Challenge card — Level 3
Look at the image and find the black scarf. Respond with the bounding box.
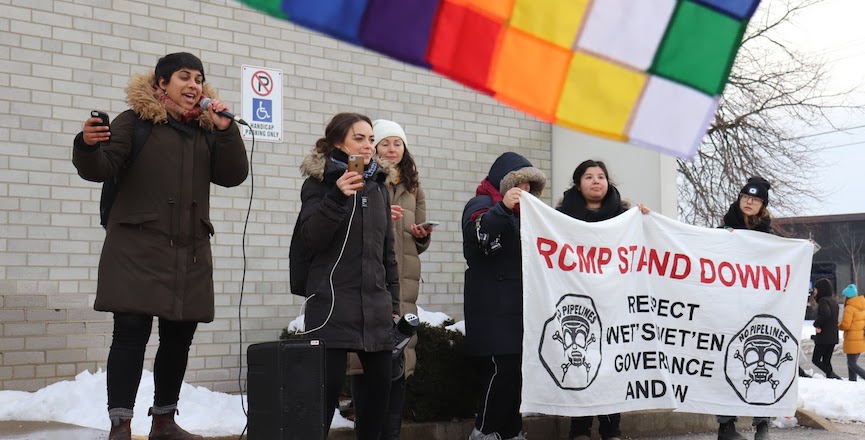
[722,202,772,232]
[558,185,626,222]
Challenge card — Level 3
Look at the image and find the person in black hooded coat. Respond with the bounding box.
[812,278,841,379]
[557,159,647,440]
[462,152,546,440]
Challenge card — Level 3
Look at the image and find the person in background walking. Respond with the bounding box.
[839,284,865,381]
[812,278,842,380]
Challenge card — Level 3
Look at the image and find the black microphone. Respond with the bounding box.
[391,313,420,360]
[199,97,248,126]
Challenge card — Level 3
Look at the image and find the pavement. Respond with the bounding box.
[2,411,861,440]
[0,341,860,440]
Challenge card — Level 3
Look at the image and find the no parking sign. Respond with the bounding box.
[241,65,283,142]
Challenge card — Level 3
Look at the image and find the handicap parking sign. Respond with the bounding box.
[242,65,282,142]
[252,98,272,123]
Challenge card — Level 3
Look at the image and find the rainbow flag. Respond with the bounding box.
[239,0,760,158]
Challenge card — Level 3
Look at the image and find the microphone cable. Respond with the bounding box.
[296,190,359,335]
[235,123,253,440]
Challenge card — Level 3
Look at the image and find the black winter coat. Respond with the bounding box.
[557,184,628,222]
[813,295,840,345]
[462,196,523,356]
[297,151,399,352]
[462,152,545,356]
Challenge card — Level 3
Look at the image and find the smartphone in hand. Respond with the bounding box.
[91,110,110,141]
[419,220,440,229]
[348,155,364,175]
[91,110,109,126]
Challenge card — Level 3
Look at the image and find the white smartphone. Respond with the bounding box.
[418,220,440,229]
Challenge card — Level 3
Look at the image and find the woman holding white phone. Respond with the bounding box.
[349,119,431,439]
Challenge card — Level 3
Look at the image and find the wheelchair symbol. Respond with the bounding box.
[252,98,273,123]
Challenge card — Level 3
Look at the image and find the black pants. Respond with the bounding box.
[812,343,836,376]
[351,372,406,439]
[570,414,621,439]
[325,349,392,440]
[473,354,522,438]
[107,313,197,410]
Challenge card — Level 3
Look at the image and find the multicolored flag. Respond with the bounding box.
[238,0,760,159]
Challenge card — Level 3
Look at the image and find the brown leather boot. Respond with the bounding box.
[148,408,203,440]
[108,418,131,440]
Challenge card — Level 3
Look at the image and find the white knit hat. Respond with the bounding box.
[372,119,407,149]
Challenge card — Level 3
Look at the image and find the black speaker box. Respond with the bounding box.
[247,339,327,440]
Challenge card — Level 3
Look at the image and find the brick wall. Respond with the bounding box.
[0,0,552,392]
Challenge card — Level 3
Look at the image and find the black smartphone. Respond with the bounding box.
[91,110,110,141]
[91,110,109,127]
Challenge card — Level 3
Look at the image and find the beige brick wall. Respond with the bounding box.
[0,0,552,392]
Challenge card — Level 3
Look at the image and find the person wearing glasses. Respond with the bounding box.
[716,176,776,440]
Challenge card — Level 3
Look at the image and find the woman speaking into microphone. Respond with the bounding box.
[73,52,248,440]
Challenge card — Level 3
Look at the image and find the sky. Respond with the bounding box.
[779,0,865,215]
[0,308,862,437]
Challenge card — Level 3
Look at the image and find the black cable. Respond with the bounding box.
[236,125,254,440]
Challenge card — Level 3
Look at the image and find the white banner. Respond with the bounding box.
[519,193,814,417]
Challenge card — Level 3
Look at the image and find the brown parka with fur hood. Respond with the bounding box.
[72,73,249,322]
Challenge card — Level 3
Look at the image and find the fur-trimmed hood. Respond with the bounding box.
[487,152,546,197]
[300,149,395,182]
[499,166,546,197]
[126,73,218,130]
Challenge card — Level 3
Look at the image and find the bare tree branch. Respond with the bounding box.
[678,0,863,226]
[835,224,864,285]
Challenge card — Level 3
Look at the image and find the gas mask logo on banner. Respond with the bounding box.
[725,315,798,404]
[539,294,603,390]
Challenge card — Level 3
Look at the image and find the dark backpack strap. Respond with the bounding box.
[99,117,151,228]
[129,118,151,167]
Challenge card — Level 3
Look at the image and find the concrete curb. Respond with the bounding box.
[0,410,835,440]
[215,410,835,440]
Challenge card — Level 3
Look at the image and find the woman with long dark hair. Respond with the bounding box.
[558,159,647,440]
[295,112,399,439]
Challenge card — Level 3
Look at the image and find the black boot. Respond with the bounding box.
[718,419,746,440]
[148,408,203,440]
[108,418,132,440]
[754,420,769,440]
